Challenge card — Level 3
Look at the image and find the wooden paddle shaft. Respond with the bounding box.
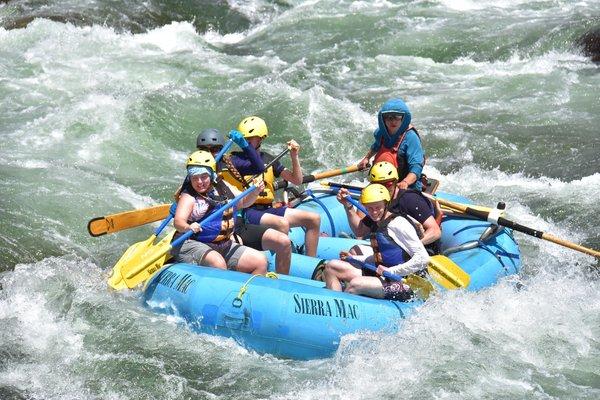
[273,164,364,190]
[432,196,600,258]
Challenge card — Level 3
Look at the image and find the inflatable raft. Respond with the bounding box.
[141,187,521,359]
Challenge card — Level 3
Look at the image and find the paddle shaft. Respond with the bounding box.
[346,257,402,282]
[432,197,600,258]
[124,185,258,279]
[273,164,364,191]
[244,147,291,186]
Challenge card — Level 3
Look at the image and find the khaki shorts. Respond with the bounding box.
[171,239,248,270]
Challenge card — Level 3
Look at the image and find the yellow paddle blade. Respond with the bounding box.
[427,255,471,290]
[403,274,435,300]
[108,234,157,290]
[88,204,171,237]
[107,231,175,290]
[120,230,176,289]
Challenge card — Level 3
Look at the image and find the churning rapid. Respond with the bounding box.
[1,1,599,399]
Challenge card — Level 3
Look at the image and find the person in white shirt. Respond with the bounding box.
[323,184,430,300]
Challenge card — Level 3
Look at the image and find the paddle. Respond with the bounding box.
[214,139,234,161]
[343,196,470,289]
[345,257,434,300]
[89,141,234,237]
[246,147,291,185]
[428,196,600,259]
[107,204,177,290]
[88,203,171,237]
[272,164,365,191]
[115,184,260,289]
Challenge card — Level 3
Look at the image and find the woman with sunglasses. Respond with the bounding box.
[357,98,425,191]
[194,128,293,274]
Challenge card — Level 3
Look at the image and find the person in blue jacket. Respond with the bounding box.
[357,98,425,191]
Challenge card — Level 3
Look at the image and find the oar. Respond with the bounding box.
[344,196,470,289]
[88,203,171,237]
[428,196,600,259]
[272,164,365,191]
[244,147,291,186]
[89,142,233,237]
[107,203,177,290]
[345,257,434,300]
[117,185,259,289]
[321,180,364,192]
[214,139,234,161]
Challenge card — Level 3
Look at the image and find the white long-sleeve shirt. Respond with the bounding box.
[353,215,430,276]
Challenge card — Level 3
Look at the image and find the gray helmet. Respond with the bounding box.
[196,128,225,148]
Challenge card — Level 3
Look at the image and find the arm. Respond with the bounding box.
[398,132,424,189]
[336,188,370,237]
[279,140,303,185]
[385,217,430,276]
[420,215,441,245]
[173,194,201,233]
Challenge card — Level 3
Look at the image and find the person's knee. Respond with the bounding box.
[308,212,320,228]
[265,230,291,252]
[345,280,361,294]
[203,251,226,269]
[253,252,268,273]
[277,218,290,233]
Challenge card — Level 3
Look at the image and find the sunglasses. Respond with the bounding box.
[383,113,403,122]
[380,180,396,188]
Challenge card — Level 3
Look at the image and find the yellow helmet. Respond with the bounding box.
[360,183,391,204]
[186,150,216,173]
[237,116,268,138]
[368,161,399,183]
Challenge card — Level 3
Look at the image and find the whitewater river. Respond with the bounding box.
[1,1,598,399]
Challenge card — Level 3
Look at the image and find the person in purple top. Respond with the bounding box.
[222,116,321,257]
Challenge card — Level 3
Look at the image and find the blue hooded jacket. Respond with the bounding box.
[369,98,424,190]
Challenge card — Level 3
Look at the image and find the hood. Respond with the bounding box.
[376,98,412,147]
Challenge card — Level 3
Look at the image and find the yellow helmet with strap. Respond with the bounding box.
[186,150,216,173]
[369,161,398,183]
[360,183,390,204]
[238,116,268,139]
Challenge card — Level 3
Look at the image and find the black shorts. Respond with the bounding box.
[234,220,269,250]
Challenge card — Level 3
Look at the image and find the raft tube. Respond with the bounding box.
[288,189,521,291]
[142,263,419,360]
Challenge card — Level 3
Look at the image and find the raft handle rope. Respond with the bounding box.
[232,272,279,308]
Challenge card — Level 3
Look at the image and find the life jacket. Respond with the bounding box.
[221,152,277,206]
[178,179,236,243]
[362,214,419,269]
[387,188,442,255]
[373,125,424,183]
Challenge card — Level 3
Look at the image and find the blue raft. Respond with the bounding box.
[141,188,521,359]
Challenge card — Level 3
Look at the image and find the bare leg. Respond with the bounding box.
[324,259,362,291]
[236,248,268,275]
[261,228,291,275]
[202,250,227,269]
[259,213,290,234]
[346,276,385,299]
[283,208,321,257]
